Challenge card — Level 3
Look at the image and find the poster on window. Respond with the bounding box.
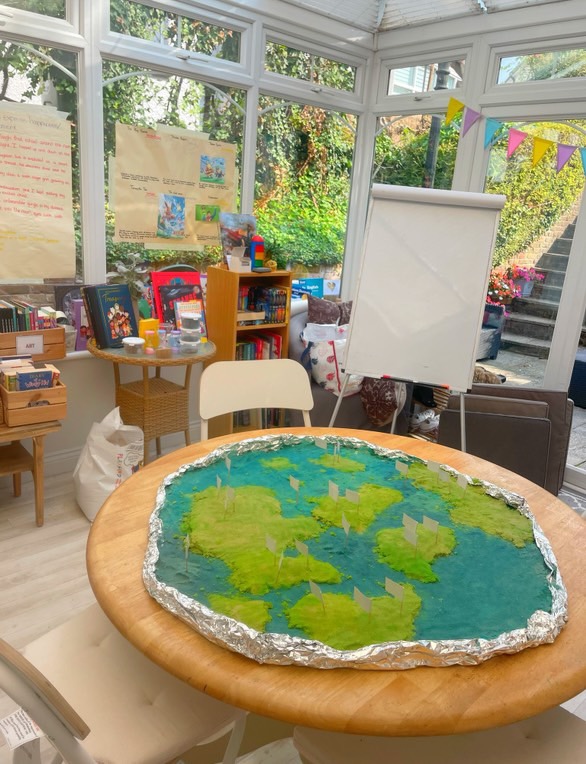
[0,104,75,281]
[113,123,236,247]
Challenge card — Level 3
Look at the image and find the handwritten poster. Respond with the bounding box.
[114,123,237,246]
[0,105,75,280]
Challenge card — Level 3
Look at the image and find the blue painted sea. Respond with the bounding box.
[154,438,552,642]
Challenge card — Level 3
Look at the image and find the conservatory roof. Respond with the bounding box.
[276,0,566,33]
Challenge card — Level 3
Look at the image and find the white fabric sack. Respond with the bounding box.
[73,407,143,522]
[301,324,363,397]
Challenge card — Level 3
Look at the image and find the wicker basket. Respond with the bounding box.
[116,377,189,444]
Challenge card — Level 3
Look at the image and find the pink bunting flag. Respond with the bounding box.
[461,107,481,137]
[506,128,528,159]
[557,144,577,173]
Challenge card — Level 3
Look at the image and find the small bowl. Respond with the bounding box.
[122,337,145,355]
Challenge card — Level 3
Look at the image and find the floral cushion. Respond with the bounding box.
[301,322,363,397]
[360,377,408,427]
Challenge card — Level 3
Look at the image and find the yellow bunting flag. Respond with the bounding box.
[445,97,465,125]
[532,137,554,167]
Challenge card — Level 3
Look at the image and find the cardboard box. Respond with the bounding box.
[0,380,67,427]
[0,328,66,362]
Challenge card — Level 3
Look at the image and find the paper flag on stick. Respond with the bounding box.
[265,535,277,554]
[329,480,339,501]
[345,488,360,504]
[315,437,328,450]
[402,513,418,531]
[581,147,586,176]
[461,107,481,136]
[445,97,465,125]
[422,516,439,534]
[216,475,222,491]
[309,580,324,608]
[438,469,450,483]
[484,118,503,148]
[353,586,372,613]
[557,143,577,173]
[396,460,409,475]
[427,460,440,473]
[385,577,404,601]
[404,524,418,546]
[277,552,284,572]
[341,512,351,536]
[226,486,235,503]
[289,475,300,491]
[295,539,308,556]
[532,137,554,166]
[456,474,468,490]
[507,128,528,158]
[225,456,231,473]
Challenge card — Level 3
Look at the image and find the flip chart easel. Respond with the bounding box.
[329,184,506,449]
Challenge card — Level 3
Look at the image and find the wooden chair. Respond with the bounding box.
[0,603,246,764]
[199,359,314,440]
[292,706,586,764]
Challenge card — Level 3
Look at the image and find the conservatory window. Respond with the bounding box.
[264,41,356,93]
[2,1,65,18]
[387,60,464,96]
[497,49,586,84]
[110,0,241,62]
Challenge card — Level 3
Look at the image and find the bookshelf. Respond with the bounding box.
[205,265,292,437]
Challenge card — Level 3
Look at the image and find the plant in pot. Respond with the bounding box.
[506,263,545,298]
[486,266,520,309]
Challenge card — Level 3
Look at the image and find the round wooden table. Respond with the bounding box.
[86,428,586,736]
[86,339,215,462]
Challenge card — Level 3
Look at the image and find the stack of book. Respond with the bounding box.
[81,283,139,349]
[237,286,288,324]
[235,331,283,361]
[0,355,61,391]
[0,300,57,332]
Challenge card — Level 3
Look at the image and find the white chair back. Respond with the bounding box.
[199,359,314,440]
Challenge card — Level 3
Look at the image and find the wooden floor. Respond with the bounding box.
[0,472,585,763]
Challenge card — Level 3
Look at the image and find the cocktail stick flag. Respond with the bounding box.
[315,437,327,450]
[533,137,554,166]
[427,460,440,474]
[461,107,481,136]
[353,586,372,614]
[295,539,309,557]
[266,534,277,554]
[309,580,325,610]
[422,515,439,543]
[507,128,528,158]
[456,474,468,490]
[225,456,231,474]
[404,524,418,547]
[402,513,417,531]
[341,512,351,537]
[345,489,360,504]
[438,469,450,483]
[445,97,465,125]
[484,118,503,148]
[329,480,339,502]
[396,460,409,476]
[290,475,300,502]
[183,534,190,571]
[557,144,577,173]
[216,475,222,491]
[385,577,404,601]
[275,551,285,582]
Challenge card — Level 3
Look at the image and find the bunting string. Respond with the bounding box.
[446,97,586,176]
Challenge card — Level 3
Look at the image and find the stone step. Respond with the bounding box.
[538,268,566,288]
[511,296,559,319]
[537,251,569,270]
[505,312,555,341]
[500,331,550,359]
[547,237,574,255]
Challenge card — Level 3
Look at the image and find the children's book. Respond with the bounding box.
[150,270,202,323]
[158,284,206,335]
[82,284,138,349]
[174,297,207,336]
[219,213,256,266]
[72,298,90,351]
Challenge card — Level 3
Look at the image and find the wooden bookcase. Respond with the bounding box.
[205,265,292,437]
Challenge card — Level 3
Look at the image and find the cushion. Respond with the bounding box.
[307,294,353,325]
[360,377,408,427]
[302,323,363,397]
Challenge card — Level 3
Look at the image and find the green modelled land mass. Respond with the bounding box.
[287,588,421,650]
[375,525,457,583]
[309,454,366,473]
[308,484,403,533]
[208,594,272,632]
[407,463,533,547]
[261,456,296,471]
[180,485,341,595]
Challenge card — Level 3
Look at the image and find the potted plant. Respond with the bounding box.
[486,266,520,308]
[506,264,545,298]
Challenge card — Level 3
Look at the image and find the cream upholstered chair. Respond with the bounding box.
[292,706,586,764]
[199,359,314,440]
[0,603,246,764]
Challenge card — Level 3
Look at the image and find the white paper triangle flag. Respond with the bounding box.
[396,460,409,475]
[315,437,327,450]
[341,512,351,536]
[345,488,360,504]
[385,577,404,601]
[427,460,440,473]
[328,480,339,501]
[277,551,284,571]
[402,513,418,530]
[422,516,439,534]
[225,456,231,472]
[438,469,450,482]
[295,539,308,556]
[265,534,277,554]
[289,475,300,491]
[183,534,190,557]
[404,524,418,546]
[216,474,222,490]
[457,474,468,490]
[353,586,372,613]
[226,486,235,504]
[309,580,323,602]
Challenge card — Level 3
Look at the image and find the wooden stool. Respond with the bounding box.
[0,421,61,526]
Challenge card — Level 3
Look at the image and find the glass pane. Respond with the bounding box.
[110,0,241,61]
[265,42,356,93]
[2,1,65,18]
[498,49,586,84]
[255,96,357,275]
[0,39,81,276]
[388,60,464,95]
[102,61,246,273]
[373,114,458,189]
[481,120,585,389]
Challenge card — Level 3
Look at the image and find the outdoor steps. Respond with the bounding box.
[500,330,551,359]
[505,311,555,342]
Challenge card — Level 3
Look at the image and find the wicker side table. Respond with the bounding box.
[87,340,216,463]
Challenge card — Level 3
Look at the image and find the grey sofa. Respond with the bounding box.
[287,300,411,433]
